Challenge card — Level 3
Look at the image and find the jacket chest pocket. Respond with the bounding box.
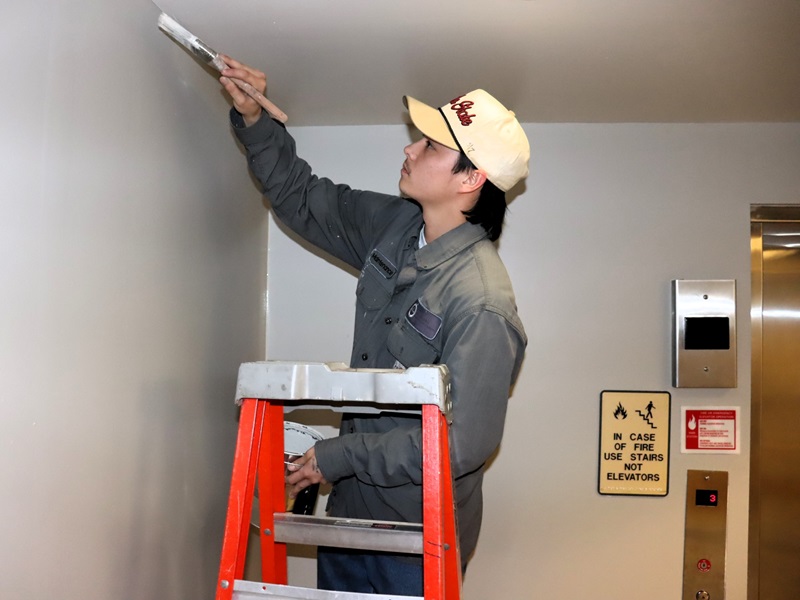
[356,266,393,311]
[387,320,441,368]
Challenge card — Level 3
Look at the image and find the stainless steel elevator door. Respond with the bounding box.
[750,210,800,599]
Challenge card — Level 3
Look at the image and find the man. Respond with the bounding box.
[220,57,529,596]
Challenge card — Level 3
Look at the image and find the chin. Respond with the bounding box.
[398,180,410,198]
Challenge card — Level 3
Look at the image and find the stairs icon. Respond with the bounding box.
[636,410,657,429]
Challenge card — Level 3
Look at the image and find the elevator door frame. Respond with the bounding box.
[749,204,800,600]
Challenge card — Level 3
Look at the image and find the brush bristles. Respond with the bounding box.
[158,13,196,51]
[157,12,225,71]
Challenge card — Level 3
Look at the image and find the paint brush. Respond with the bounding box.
[157,12,288,123]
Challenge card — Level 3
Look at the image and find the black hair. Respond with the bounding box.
[452,152,507,242]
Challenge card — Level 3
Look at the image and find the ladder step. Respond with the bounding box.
[272,513,423,555]
[233,579,423,600]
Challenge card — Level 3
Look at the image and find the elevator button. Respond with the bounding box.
[696,591,710,600]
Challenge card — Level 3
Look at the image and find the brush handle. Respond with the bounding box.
[212,53,287,122]
[229,76,288,124]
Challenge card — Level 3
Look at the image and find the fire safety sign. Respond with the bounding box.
[598,390,671,496]
[681,406,740,453]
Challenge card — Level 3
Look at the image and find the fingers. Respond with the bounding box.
[219,55,267,92]
[285,457,303,474]
[219,54,253,72]
[285,448,327,498]
[218,55,267,125]
[220,76,248,105]
[285,455,318,484]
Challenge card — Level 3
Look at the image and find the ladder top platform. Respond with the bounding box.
[236,361,451,416]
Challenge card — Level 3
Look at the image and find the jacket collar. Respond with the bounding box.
[415,222,489,270]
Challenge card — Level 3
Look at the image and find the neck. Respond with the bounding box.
[421,207,468,243]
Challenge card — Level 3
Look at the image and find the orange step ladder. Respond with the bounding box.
[214,361,462,600]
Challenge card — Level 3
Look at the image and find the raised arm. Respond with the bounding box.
[218,56,415,271]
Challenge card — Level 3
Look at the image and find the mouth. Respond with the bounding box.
[401,162,410,176]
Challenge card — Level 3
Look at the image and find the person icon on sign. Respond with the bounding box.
[646,401,655,420]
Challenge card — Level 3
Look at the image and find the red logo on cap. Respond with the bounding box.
[449,96,475,126]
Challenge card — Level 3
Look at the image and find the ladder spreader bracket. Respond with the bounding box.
[235,361,452,419]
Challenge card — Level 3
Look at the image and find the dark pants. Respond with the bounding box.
[317,546,423,596]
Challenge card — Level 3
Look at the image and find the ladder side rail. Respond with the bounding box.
[217,399,267,600]
[258,402,288,583]
[422,404,446,599]
[237,402,266,575]
[440,411,462,596]
[422,404,462,599]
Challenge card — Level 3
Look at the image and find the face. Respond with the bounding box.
[399,137,463,206]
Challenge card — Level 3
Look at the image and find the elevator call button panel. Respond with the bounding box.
[682,470,728,600]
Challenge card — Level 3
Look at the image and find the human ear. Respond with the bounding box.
[460,169,487,194]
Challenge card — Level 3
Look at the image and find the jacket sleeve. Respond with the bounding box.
[314,309,525,486]
[440,309,525,479]
[315,424,424,487]
[231,110,400,270]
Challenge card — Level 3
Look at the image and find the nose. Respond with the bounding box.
[404,138,423,159]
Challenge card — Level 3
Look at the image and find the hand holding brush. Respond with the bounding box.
[218,56,273,127]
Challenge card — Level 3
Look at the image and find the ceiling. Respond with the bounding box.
[156,0,800,126]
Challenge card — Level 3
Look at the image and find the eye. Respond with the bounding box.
[425,139,435,150]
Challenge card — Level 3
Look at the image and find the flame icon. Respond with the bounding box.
[613,402,628,420]
[688,415,697,431]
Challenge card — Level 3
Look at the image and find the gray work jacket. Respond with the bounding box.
[232,110,527,565]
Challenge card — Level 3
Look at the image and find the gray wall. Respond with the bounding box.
[3,1,800,599]
[266,123,800,598]
[0,2,267,598]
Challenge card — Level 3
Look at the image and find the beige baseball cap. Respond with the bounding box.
[403,89,530,192]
